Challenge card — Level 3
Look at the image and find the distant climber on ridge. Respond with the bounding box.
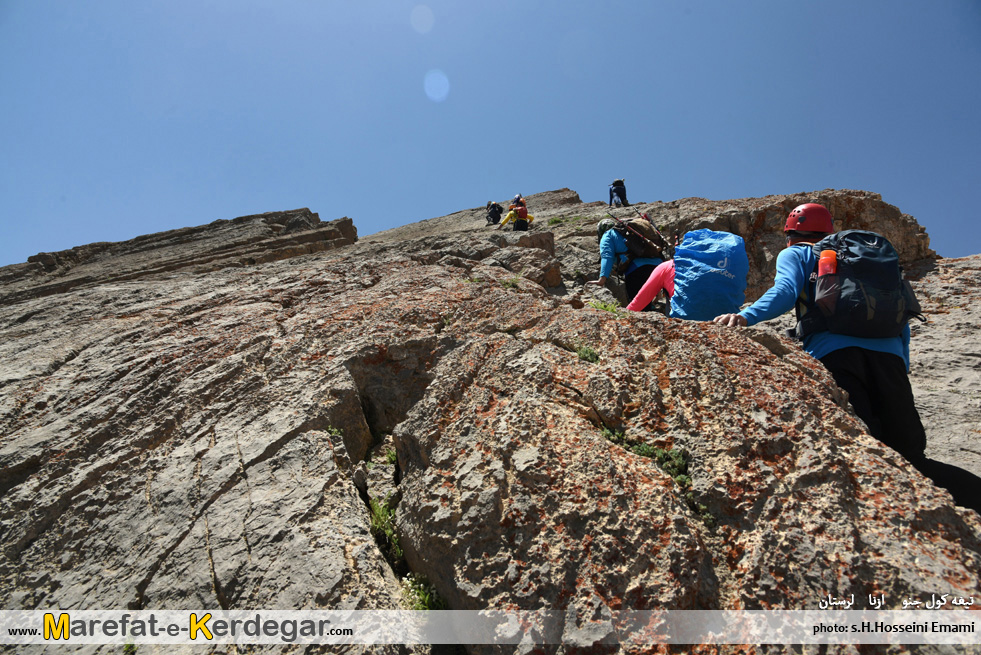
[609,179,628,207]
[485,201,504,226]
[497,195,534,232]
[713,202,980,514]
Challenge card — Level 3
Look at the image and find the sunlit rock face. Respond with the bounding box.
[1,190,977,655]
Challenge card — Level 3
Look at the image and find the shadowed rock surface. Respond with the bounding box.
[1,189,978,655]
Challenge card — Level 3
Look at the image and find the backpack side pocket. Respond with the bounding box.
[814,273,841,318]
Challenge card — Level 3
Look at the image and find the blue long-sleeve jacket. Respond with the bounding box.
[739,244,910,369]
[598,230,662,279]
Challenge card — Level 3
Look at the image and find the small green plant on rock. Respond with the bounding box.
[576,344,600,363]
[630,442,657,458]
[601,431,715,527]
[385,447,398,465]
[547,215,587,226]
[601,427,627,446]
[588,300,622,314]
[652,447,713,527]
[369,495,403,562]
[502,275,523,289]
[653,447,687,482]
[402,573,447,610]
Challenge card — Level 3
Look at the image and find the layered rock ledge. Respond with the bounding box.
[0,209,356,306]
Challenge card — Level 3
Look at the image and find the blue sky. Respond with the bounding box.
[2,1,980,267]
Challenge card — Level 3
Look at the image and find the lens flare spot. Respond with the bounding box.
[424,69,450,103]
[410,5,435,34]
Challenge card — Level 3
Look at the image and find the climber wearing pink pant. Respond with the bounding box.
[626,260,675,312]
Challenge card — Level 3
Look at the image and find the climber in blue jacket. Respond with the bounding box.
[586,219,663,306]
[714,203,978,514]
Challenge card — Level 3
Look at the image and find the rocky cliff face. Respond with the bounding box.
[1,191,978,654]
[362,188,934,304]
[0,208,356,306]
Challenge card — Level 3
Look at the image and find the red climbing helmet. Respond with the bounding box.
[784,203,833,233]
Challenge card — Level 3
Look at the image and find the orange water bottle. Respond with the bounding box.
[818,249,837,276]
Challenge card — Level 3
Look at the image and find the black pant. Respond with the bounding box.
[625,264,656,310]
[610,187,628,207]
[820,348,925,458]
[820,347,981,514]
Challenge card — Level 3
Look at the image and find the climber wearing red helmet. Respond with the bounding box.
[783,202,834,234]
[714,202,979,514]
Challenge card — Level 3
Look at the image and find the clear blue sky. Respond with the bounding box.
[2,1,980,267]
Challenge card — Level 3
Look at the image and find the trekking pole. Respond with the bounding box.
[632,208,672,254]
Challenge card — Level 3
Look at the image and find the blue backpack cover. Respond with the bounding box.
[670,229,749,321]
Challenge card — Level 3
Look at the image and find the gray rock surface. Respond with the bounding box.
[0,190,977,655]
[906,256,981,476]
[364,188,933,303]
[0,209,356,306]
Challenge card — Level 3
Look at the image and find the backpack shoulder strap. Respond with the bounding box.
[791,244,823,339]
